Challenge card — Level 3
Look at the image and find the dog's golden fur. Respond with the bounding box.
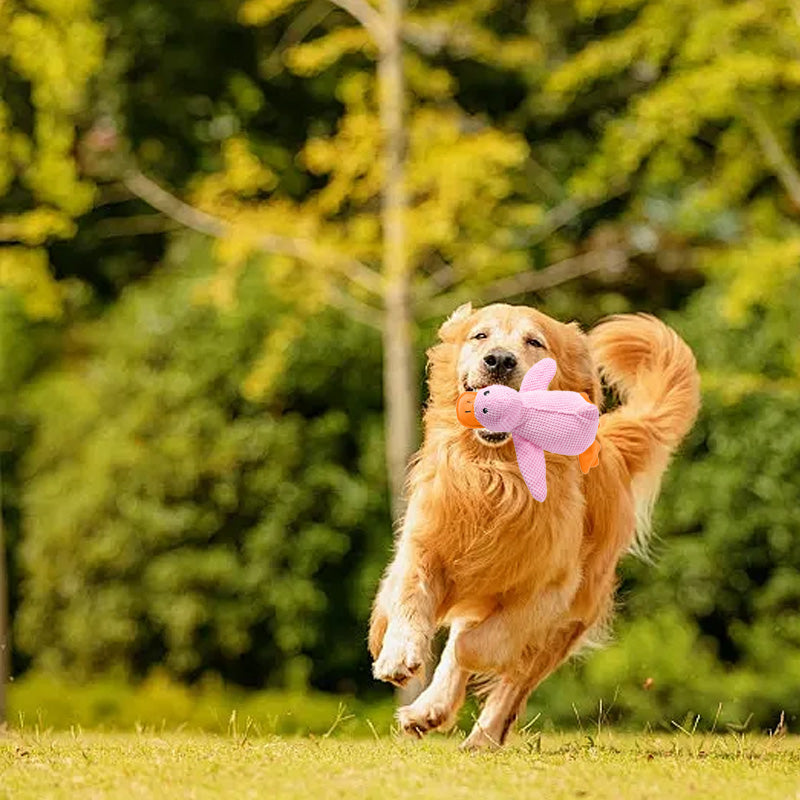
[369,303,700,749]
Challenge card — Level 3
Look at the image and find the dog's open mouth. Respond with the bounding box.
[475,429,510,444]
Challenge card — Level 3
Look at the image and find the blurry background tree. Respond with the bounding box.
[117,0,631,517]
[0,0,103,724]
[535,0,800,726]
[1,0,799,731]
[0,0,103,314]
[547,0,800,361]
[16,241,389,690]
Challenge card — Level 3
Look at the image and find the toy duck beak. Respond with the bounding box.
[456,391,485,429]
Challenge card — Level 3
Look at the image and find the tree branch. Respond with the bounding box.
[475,249,627,304]
[420,249,627,319]
[122,169,384,297]
[415,207,591,299]
[421,262,456,295]
[518,183,630,250]
[745,104,800,209]
[122,169,234,236]
[327,0,387,46]
[417,189,629,302]
[262,1,334,78]
[94,214,180,238]
[402,20,449,54]
[328,285,383,330]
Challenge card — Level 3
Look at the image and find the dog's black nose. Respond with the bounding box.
[483,349,517,374]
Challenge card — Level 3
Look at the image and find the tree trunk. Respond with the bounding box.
[381,283,416,521]
[379,0,427,704]
[0,469,9,725]
[378,0,416,523]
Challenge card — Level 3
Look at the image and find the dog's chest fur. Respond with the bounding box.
[411,441,587,615]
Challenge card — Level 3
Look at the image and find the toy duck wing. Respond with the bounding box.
[520,358,557,393]
[512,436,548,502]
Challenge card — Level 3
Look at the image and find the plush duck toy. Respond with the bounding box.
[456,358,601,502]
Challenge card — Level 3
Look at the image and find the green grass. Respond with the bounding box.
[1,730,799,799]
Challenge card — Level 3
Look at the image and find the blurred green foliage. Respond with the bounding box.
[8,669,396,735]
[15,239,388,690]
[526,274,800,730]
[8,245,800,730]
[0,0,103,316]
[547,0,800,358]
[1,0,800,733]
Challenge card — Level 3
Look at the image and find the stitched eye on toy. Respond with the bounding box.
[482,408,488,414]
[483,390,490,395]
[526,337,545,348]
[472,332,488,340]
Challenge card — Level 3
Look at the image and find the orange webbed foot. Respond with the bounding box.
[579,439,601,474]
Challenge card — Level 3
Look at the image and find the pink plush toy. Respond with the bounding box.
[456,358,600,501]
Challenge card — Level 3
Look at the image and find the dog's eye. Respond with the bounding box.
[526,338,545,348]
[472,332,487,340]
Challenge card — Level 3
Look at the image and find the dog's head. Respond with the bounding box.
[428,302,600,448]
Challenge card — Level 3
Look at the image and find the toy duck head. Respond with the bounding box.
[456,384,522,433]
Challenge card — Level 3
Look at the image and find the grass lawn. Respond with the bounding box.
[1,730,799,799]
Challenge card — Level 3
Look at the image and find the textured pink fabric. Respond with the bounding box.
[473,358,599,502]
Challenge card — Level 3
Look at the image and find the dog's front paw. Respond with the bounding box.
[398,699,455,737]
[372,625,425,687]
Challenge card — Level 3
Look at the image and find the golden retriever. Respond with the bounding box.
[368,303,700,749]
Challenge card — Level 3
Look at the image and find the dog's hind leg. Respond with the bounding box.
[397,622,471,736]
[460,620,588,751]
[461,499,626,750]
[453,584,577,676]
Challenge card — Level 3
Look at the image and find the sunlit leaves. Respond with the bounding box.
[286,27,375,76]
[549,0,800,354]
[0,0,103,317]
[238,0,303,26]
[0,247,63,319]
[705,235,800,323]
[17,254,387,680]
[405,107,530,273]
[241,311,308,401]
[188,1,551,398]
[0,208,75,245]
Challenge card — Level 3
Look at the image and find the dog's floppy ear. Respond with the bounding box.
[438,302,474,342]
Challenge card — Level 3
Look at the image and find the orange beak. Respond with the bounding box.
[456,391,485,429]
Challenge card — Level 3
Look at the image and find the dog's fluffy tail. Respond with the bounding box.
[589,314,700,553]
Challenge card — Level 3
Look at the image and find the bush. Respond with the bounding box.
[15,239,390,690]
[532,284,800,732]
[7,671,395,736]
[13,244,800,731]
